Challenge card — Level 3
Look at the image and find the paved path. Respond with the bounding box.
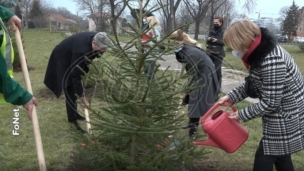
[118,42,259,103]
[157,54,259,103]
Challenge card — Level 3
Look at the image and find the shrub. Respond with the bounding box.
[225,46,233,52]
[298,42,304,52]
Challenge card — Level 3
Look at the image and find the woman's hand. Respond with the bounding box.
[81,96,89,109]
[217,95,233,106]
[218,96,240,121]
[229,111,240,120]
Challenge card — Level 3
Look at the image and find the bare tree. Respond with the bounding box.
[73,0,102,26]
[175,2,192,32]
[156,0,183,33]
[40,0,55,13]
[183,0,213,39]
[278,6,289,22]
[215,0,235,28]
[19,0,32,28]
[109,0,130,33]
[240,0,257,13]
[207,0,228,30]
[73,0,109,31]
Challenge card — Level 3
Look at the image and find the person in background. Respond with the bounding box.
[0,0,38,118]
[131,9,162,80]
[44,32,113,133]
[141,14,162,80]
[219,19,304,171]
[206,16,225,90]
[169,29,219,139]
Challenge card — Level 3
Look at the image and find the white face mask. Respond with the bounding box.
[232,50,245,59]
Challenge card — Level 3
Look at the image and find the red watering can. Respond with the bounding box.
[193,102,249,153]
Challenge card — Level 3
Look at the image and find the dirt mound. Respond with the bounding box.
[36,87,100,100]
[36,87,61,100]
[13,65,35,72]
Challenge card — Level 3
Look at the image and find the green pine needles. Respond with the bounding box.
[72,1,208,170]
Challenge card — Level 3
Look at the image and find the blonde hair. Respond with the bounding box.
[223,19,261,53]
[170,29,202,48]
[146,16,160,28]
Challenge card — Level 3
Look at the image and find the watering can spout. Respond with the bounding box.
[193,138,220,149]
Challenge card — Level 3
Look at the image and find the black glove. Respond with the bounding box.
[182,94,189,105]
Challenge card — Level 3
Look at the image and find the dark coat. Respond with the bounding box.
[228,28,304,155]
[175,44,219,118]
[206,26,225,58]
[44,32,102,98]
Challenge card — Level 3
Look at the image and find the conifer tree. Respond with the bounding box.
[28,0,44,28]
[29,0,43,19]
[71,0,208,170]
[282,0,300,39]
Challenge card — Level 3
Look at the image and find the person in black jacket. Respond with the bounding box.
[206,16,225,89]
[44,32,113,133]
[169,30,219,139]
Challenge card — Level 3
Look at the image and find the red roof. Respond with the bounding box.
[49,14,68,24]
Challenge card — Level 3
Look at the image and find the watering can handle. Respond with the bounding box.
[201,102,237,123]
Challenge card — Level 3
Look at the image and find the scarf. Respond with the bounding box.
[241,34,262,69]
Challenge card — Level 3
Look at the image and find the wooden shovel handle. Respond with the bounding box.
[85,108,92,135]
[15,28,47,171]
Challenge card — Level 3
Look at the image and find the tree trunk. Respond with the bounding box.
[168,0,175,33]
[209,1,214,31]
[194,20,200,40]
[110,1,117,33]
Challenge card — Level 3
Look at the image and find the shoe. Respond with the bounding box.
[72,121,86,134]
[189,127,197,139]
[76,114,86,121]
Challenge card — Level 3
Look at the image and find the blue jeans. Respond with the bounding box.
[144,61,156,80]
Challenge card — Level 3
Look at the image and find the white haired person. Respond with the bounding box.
[169,29,219,138]
[219,19,304,171]
[44,32,113,133]
[141,14,162,80]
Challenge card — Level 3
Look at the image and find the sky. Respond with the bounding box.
[50,0,304,19]
[239,0,304,19]
[51,0,78,14]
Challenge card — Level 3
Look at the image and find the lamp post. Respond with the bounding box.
[255,10,261,26]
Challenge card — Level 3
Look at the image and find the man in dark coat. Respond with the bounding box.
[206,16,225,89]
[44,32,113,133]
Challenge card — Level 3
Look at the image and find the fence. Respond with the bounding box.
[22,28,65,33]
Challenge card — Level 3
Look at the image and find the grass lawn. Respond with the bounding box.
[0,31,304,170]
[0,31,77,171]
[220,43,304,74]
